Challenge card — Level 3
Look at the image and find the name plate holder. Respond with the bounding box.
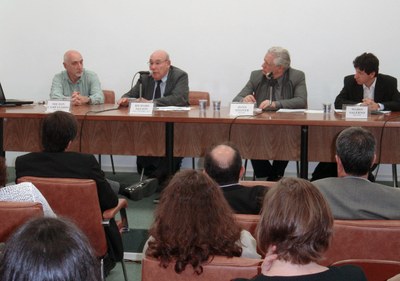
[129,101,154,115]
[46,100,71,113]
[345,105,368,119]
[229,102,255,116]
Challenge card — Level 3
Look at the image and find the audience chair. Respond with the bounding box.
[239,180,276,189]
[233,214,260,238]
[332,259,400,281]
[142,255,262,281]
[98,90,116,174]
[321,220,400,266]
[17,176,129,281]
[0,201,44,242]
[188,91,210,169]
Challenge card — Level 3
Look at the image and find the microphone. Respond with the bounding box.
[138,71,150,75]
[266,72,274,80]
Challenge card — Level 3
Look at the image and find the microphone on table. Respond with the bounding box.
[263,72,278,111]
[130,71,152,99]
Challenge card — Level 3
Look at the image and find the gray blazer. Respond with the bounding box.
[122,65,189,106]
[313,177,400,219]
[233,68,307,109]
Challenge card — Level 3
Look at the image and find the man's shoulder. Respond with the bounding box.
[170,65,188,77]
[377,73,397,84]
[82,69,99,79]
[288,67,305,76]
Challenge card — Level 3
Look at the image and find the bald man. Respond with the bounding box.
[204,143,268,214]
[50,50,104,105]
[118,49,189,106]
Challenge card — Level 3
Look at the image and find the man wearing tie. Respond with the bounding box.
[118,50,189,188]
[233,46,307,181]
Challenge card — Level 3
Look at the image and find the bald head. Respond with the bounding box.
[149,50,171,81]
[63,50,83,83]
[204,143,243,185]
[63,50,82,63]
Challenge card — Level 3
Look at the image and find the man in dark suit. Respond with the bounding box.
[15,111,121,273]
[204,143,268,214]
[118,50,189,187]
[313,52,400,181]
[233,46,308,181]
[335,52,400,111]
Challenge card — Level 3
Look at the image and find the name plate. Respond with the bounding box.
[229,102,255,116]
[345,105,368,119]
[129,102,154,115]
[46,100,71,112]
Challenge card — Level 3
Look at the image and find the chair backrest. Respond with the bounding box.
[0,201,44,242]
[234,214,260,238]
[17,176,108,257]
[239,180,276,189]
[142,255,262,281]
[103,90,116,104]
[189,91,210,106]
[321,220,400,266]
[332,259,400,281]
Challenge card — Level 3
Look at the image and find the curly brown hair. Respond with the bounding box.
[146,169,242,274]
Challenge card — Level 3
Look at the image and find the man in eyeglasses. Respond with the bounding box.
[118,49,189,106]
[118,50,189,189]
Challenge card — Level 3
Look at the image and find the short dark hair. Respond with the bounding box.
[257,177,333,264]
[0,217,101,281]
[41,111,78,152]
[204,142,242,185]
[336,127,376,176]
[353,52,379,76]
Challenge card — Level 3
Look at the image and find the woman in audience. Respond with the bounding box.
[0,157,55,217]
[234,177,366,281]
[0,217,101,281]
[145,169,260,275]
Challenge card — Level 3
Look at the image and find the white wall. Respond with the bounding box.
[1,0,399,180]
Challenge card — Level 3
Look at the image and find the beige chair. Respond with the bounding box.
[239,180,276,189]
[0,201,44,242]
[98,90,116,174]
[17,176,129,281]
[233,214,260,238]
[142,255,262,281]
[188,91,210,169]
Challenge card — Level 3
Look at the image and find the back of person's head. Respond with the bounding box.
[353,52,379,76]
[268,46,291,69]
[204,142,242,185]
[41,111,78,152]
[0,157,7,186]
[147,169,242,274]
[336,127,376,176]
[0,217,101,281]
[257,177,333,265]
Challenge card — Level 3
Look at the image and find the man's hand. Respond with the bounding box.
[71,92,90,106]
[242,94,256,103]
[362,98,380,111]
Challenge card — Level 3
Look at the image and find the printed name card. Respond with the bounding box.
[129,102,154,115]
[345,105,368,119]
[46,100,71,113]
[229,102,255,116]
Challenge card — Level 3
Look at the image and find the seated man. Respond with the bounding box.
[50,50,104,105]
[118,50,189,187]
[204,143,268,214]
[313,127,400,219]
[233,46,307,181]
[15,111,122,272]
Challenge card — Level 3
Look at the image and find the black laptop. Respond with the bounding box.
[0,82,34,106]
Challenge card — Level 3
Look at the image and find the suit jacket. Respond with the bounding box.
[221,184,267,214]
[15,151,118,212]
[313,177,400,219]
[233,68,307,109]
[335,74,400,111]
[122,65,189,106]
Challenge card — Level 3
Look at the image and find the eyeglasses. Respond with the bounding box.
[148,60,168,66]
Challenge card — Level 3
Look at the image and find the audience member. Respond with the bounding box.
[204,142,268,214]
[145,170,260,275]
[50,50,104,105]
[118,50,189,187]
[14,111,122,270]
[234,177,366,281]
[313,127,400,219]
[0,157,55,217]
[0,217,101,281]
[233,46,307,181]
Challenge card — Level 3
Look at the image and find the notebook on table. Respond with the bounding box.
[0,82,34,106]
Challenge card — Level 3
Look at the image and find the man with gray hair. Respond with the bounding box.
[313,127,400,219]
[233,46,307,180]
[50,50,104,105]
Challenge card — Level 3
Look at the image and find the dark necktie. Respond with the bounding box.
[154,80,162,99]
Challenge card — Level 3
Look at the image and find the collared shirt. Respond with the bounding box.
[363,78,377,99]
[50,69,104,104]
[152,72,168,100]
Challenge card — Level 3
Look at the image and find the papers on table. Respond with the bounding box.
[155,106,191,111]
